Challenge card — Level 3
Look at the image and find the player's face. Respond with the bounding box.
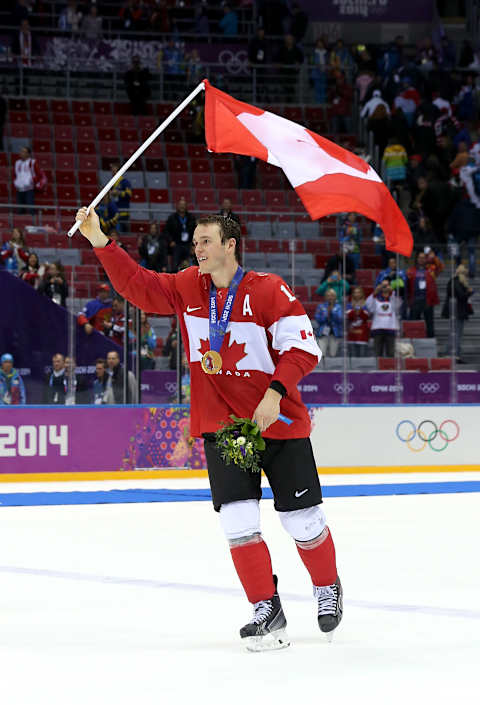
[193,224,231,276]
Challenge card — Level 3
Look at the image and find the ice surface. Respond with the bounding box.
[0,476,479,705]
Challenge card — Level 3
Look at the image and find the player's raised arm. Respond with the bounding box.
[74,207,177,316]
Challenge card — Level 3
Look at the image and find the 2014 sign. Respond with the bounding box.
[0,425,68,457]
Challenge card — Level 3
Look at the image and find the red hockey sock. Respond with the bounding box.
[296,526,337,586]
[230,536,275,604]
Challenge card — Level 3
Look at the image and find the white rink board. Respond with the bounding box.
[310,405,476,469]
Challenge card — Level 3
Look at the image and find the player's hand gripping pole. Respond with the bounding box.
[67,81,206,238]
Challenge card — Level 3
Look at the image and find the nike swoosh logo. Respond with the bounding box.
[186,306,201,313]
[295,489,309,498]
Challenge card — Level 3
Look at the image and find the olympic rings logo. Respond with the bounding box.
[165,382,177,394]
[419,383,440,393]
[218,50,249,75]
[333,383,354,394]
[396,420,460,452]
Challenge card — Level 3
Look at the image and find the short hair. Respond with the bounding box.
[196,215,241,262]
[95,357,106,366]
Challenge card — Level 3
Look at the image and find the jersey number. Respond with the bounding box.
[280,285,296,303]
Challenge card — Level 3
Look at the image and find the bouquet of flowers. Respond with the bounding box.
[215,415,266,473]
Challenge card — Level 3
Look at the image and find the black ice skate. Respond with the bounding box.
[313,575,343,642]
[240,575,290,652]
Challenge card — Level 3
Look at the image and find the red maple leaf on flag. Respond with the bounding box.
[198,332,247,370]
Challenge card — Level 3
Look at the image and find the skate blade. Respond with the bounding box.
[243,628,291,653]
[325,631,334,643]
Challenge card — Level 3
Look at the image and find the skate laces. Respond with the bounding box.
[251,599,273,624]
[313,584,337,615]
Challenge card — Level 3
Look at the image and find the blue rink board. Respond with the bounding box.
[0,481,479,507]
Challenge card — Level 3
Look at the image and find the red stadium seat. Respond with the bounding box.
[264,191,286,208]
[51,99,69,114]
[57,185,79,204]
[119,128,139,142]
[56,170,76,185]
[92,101,112,115]
[404,358,429,373]
[402,321,427,338]
[362,255,382,269]
[156,103,175,119]
[117,115,136,128]
[243,240,258,252]
[36,153,54,169]
[56,154,75,170]
[218,189,240,204]
[191,173,212,188]
[9,123,30,138]
[31,112,50,125]
[143,140,163,157]
[259,240,281,253]
[54,125,73,140]
[113,102,131,115]
[9,110,28,124]
[0,183,10,202]
[98,127,117,142]
[212,159,232,174]
[120,142,141,159]
[75,126,95,141]
[78,171,98,186]
[187,144,207,159]
[195,188,217,206]
[52,113,72,125]
[190,158,210,173]
[130,221,150,235]
[355,269,374,287]
[73,113,93,127]
[81,250,100,264]
[376,358,395,370]
[149,189,169,204]
[168,158,188,173]
[145,157,165,171]
[171,188,193,204]
[80,185,97,202]
[165,143,186,158]
[72,101,91,115]
[261,174,284,190]
[242,190,264,207]
[32,139,52,154]
[169,173,190,188]
[81,154,99,169]
[26,233,47,248]
[138,116,157,129]
[284,106,304,122]
[77,139,97,154]
[9,98,27,111]
[131,188,146,203]
[99,142,119,158]
[30,99,48,112]
[35,184,55,205]
[74,282,90,298]
[314,254,329,268]
[55,140,75,154]
[163,129,183,143]
[293,285,309,300]
[303,302,317,318]
[34,125,52,140]
[94,114,115,128]
[430,358,452,370]
[214,173,236,189]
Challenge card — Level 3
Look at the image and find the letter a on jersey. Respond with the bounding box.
[243,294,253,316]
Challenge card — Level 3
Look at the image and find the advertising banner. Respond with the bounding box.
[0,404,477,475]
[302,0,434,22]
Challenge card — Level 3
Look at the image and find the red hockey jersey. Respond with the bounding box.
[95,242,321,439]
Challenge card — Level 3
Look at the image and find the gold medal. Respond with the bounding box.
[201,350,223,375]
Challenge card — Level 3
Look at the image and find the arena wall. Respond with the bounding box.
[0,404,477,481]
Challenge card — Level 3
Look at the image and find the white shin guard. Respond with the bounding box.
[219,499,261,545]
[278,505,327,543]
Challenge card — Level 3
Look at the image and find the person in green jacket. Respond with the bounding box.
[316,270,350,301]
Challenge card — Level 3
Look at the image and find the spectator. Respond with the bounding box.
[185,49,203,89]
[365,281,401,357]
[193,4,209,35]
[13,146,42,214]
[95,192,119,236]
[393,78,420,127]
[407,250,439,338]
[235,155,257,189]
[329,39,354,75]
[316,270,349,301]
[322,247,356,286]
[110,161,132,233]
[119,0,145,31]
[424,246,444,278]
[339,213,361,269]
[104,350,137,404]
[276,34,303,103]
[375,255,407,317]
[447,198,480,279]
[125,55,150,115]
[413,175,453,245]
[219,5,238,36]
[12,19,38,68]
[360,89,390,119]
[314,289,343,361]
[442,264,473,363]
[82,5,102,40]
[346,287,370,357]
[311,38,328,104]
[44,353,66,404]
[414,97,440,156]
[329,70,354,134]
[0,353,26,405]
[161,40,185,101]
[164,197,196,271]
[92,357,108,404]
[163,317,178,370]
[20,251,44,289]
[108,230,128,251]
[382,137,408,186]
[1,227,29,274]
[139,311,157,370]
[38,261,68,306]
[219,197,240,225]
[77,283,112,335]
[103,295,127,346]
[64,356,89,405]
[139,221,168,271]
[289,2,308,43]
[59,0,83,32]
[248,27,269,100]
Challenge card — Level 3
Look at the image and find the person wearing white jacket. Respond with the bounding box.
[365,281,401,357]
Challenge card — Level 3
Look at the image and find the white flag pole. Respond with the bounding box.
[67,80,206,238]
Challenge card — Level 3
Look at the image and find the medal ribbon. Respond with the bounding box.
[209,266,244,353]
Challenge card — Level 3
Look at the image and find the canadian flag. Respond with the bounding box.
[203,80,413,256]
